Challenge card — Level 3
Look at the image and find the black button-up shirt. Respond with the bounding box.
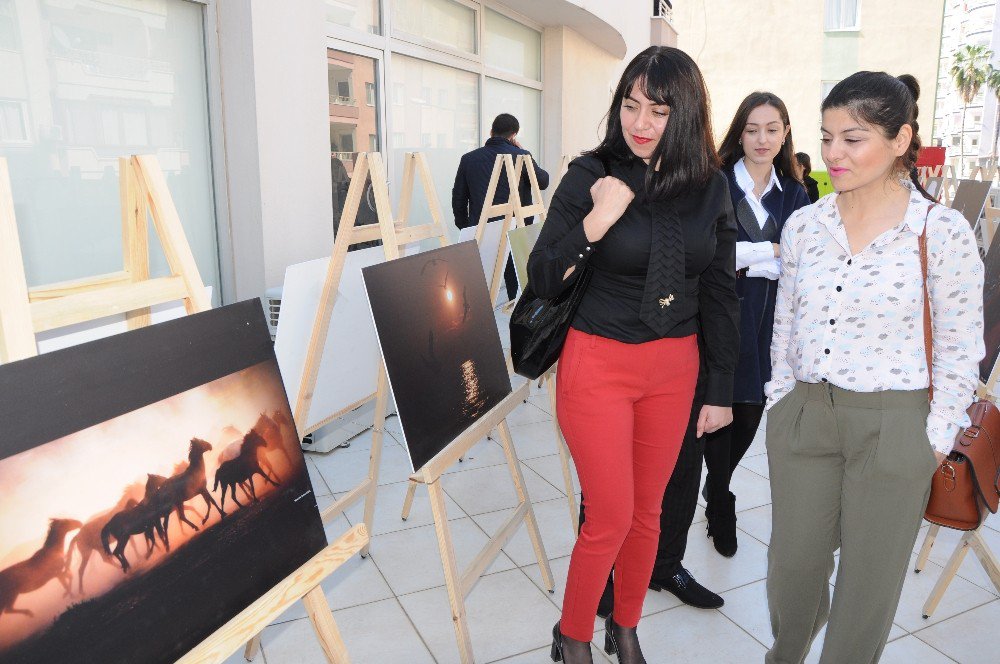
[527,155,740,406]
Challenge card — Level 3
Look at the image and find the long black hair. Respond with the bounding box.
[821,71,932,200]
[718,92,800,181]
[586,46,720,200]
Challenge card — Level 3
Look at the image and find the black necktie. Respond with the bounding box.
[640,200,686,336]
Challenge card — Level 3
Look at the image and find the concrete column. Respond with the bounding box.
[215,0,332,299]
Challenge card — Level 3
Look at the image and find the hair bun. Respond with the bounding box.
[897,74,920,102]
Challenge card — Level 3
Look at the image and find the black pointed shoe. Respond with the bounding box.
[706,491,738,557]
[551,622,594,663]
[649,566,724,609]
[603,613,646,664]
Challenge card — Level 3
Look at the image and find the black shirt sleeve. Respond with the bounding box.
[452,155,470,229]
[698,176,740,406]
[526,157,602,299]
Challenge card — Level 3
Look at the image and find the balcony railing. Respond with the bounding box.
[653,0,673,22]
[330,94,357,106]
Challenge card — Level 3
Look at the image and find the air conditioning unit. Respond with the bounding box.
[263,285,314,446]
[263,286,282,341]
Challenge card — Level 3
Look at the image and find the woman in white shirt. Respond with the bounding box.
[702,93,810,558]
[764,73,984,664]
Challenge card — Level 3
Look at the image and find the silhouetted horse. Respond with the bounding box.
[0,518,82,620]
[100,497,168,574]
[152,438,224,534]
[213,429,281,510]
[254,410,295,471]
[66,490,145,594]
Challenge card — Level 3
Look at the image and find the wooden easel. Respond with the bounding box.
[543,371,580,532]
[290,151,449,542]
[913,380,1000,619]
[469,153,547,306]
[0,156,367,663]
[406,381,555,662]
[547,154,571,205]
[0,155,211,362]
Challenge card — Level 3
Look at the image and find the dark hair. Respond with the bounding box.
[718,92,799,181]
[821,71,931,200]
[795,152,812,177]
[491,113,519,138]
[586,46,720,200]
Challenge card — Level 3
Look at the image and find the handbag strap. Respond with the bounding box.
[918,201,935,402]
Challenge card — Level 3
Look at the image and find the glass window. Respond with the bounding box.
[825,0,860,30]
[329,49,381,240]
[484,77,541,157]
[484,9,541,81]
[0,100,28,142]
[0,0,220,300]
[0,0,19,51]
[391,0,476,55]
[389,54,477,238]
[326,0,380,35]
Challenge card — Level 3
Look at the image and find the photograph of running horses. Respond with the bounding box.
[0,300,327,664]
[363,241,513,471]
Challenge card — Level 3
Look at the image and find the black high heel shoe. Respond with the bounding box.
[603,614,646,664]
[550,622,594,663]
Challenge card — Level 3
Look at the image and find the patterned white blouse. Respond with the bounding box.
[765,181,985,454]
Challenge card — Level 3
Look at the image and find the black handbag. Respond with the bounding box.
[509,157,611,379]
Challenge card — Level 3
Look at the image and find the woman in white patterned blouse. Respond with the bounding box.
[763,72,984,664]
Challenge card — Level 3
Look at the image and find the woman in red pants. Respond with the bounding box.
[527,46,740,664]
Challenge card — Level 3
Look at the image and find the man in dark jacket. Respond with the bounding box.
[452,113,549,300]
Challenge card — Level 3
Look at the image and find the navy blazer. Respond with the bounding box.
[726,167,811,404]
[452,137,549,229]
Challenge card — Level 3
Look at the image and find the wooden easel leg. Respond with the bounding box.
[969,528,1000,593]
[243,635,261,661]
[401,481,418,521]
[915,523,940,573]
[545,373,578,533]
[922,530,973,619]
[361,364,390,557]
[497,420,555,592]
[303,585,351,663]
[427,480,475,663]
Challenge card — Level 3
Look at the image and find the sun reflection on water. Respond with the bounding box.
[460,359,487,420]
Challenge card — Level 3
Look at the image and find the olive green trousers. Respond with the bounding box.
[765,382,937,664]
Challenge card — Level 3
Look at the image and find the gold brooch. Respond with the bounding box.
[659,294,674,308]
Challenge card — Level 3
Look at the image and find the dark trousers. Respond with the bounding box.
[579,363,708,579]
[504,254,517,301]
[703,403,765,502]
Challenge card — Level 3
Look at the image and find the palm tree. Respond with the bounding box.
[950,44,992,175]
[987,65,1000,166]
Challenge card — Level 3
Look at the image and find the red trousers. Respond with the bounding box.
[556,328,699,640]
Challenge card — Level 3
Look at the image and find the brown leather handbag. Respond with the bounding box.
[919,204,1000,530]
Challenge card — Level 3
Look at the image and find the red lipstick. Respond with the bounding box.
[632,135,653,145]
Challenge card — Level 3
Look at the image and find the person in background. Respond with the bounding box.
[528,46,738,663]
[701,92,810,558]
[765,72,983,663]
[796,151,820,203]
[452,113,549,301]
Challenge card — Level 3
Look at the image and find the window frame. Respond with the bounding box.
[824,0,862,33]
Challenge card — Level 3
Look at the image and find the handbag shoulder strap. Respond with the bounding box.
[919,201,935,402]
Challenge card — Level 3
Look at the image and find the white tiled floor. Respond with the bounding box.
[234,318,999,663]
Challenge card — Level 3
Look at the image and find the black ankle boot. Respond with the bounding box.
[551,622,594,663]
[706,491,738,557]
[603,614,646,664]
